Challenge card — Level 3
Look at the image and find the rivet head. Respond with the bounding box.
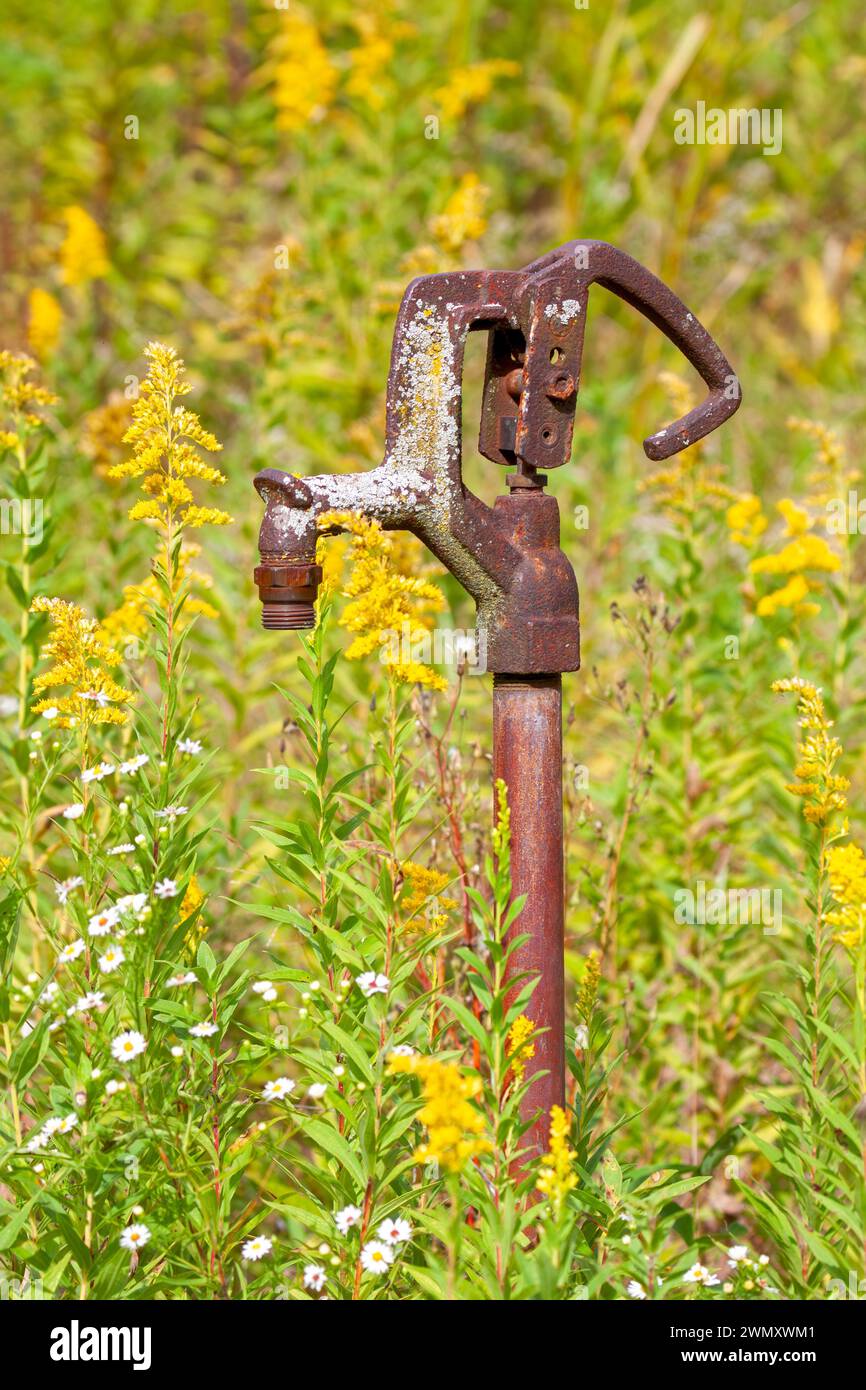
[545,373,575,401]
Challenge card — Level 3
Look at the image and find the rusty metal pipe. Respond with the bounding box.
[493,675,565,1155]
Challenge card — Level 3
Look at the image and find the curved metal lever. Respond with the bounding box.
[581,242,740,460]
[521,240,741,463]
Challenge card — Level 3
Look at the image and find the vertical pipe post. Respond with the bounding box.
[492,673,565,1158]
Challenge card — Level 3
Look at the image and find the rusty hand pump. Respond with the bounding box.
[253,240,741,1157]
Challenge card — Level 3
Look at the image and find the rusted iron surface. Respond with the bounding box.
[493,675,565,1154]
[254,239,740,675]
[253,239,741,1162]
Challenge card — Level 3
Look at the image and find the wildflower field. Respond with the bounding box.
[1,0,865,1307]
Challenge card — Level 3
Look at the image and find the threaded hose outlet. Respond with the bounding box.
[254,561,322,632]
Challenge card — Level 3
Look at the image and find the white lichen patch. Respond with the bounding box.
[544,299,581,326]
[386,305,461,512]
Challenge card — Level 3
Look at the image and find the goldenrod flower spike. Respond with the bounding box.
[387,1053,491,1173]
[506,1014,536,1083]
[59,206,110,287]
[771,678,848,826]
[27,289,63,360]
[318,509,446,691]
[536,1105,577,1215]
[826,842,866,950]
[0,350,58,443]
[431,174,491,255]
[30,596,133,728]
[268,12,337,132]
[110,342,230,532]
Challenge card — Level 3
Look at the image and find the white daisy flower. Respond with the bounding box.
[42,1117,64,1135]
[111,1030,147,1062]
[98,945,125,974]
[26,1129,49,1152]
[88,906,121,936]
[177,738,203,755]
[357,971,390,998]
[154,805,188,821]
[40,981,60,1004]
[241,1234,272,1262]
[389,1043,415,1058]
[57,939,86,964]
[55,875,84,904]
[683,1262,720,1286]
[119,753,149,774]
[334,1205,363,1235]
[360,1240,394,1274]
[758,1254,769,1266]
[154,879,178,899]
[117,893,148,914]
[170,1046,184,1058]
[627,1280,646,1299]
[120,1223,151,1252]
[107,843,136,856]
[81,761,115,784]
[73,991,106,1013]
[41,706,60,720]
[62,803,86,820]
[303,1264,326,1291]
[377,1216,412,1246]
[57,1112,78,1134]
[166,971,197,987]
[728,1244,749,1264]
[262,1078,296,1101]
[306,1082,327,1100]
[190,1021,218,1038]
[105,1079,126,1095]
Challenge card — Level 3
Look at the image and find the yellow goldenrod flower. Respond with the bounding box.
[492,777,510,861]
[82,395,134,476]
[181,874,207,955]
[400,861,456,925]
[30,596,133,729]
[788,416,853,509]
[756,573,813,617]
[536,1105,577,1215]
[346,32,394,110]
[270,13,337,132]
[772,677,848,825]
[577,950,601,1023]
[434,59,519,123]
[430,173,490,255]
[59,207,110,287]
[109,342,230,532]
[776,497,812,538]
[387,1052,491,1172]
[726,493,768,548]
[506,1014,535,1083]
[27,289,63,359]
[750,533,841,577]
[0,350,58,434]
[826,842,866,949]
[318,510,446,690]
